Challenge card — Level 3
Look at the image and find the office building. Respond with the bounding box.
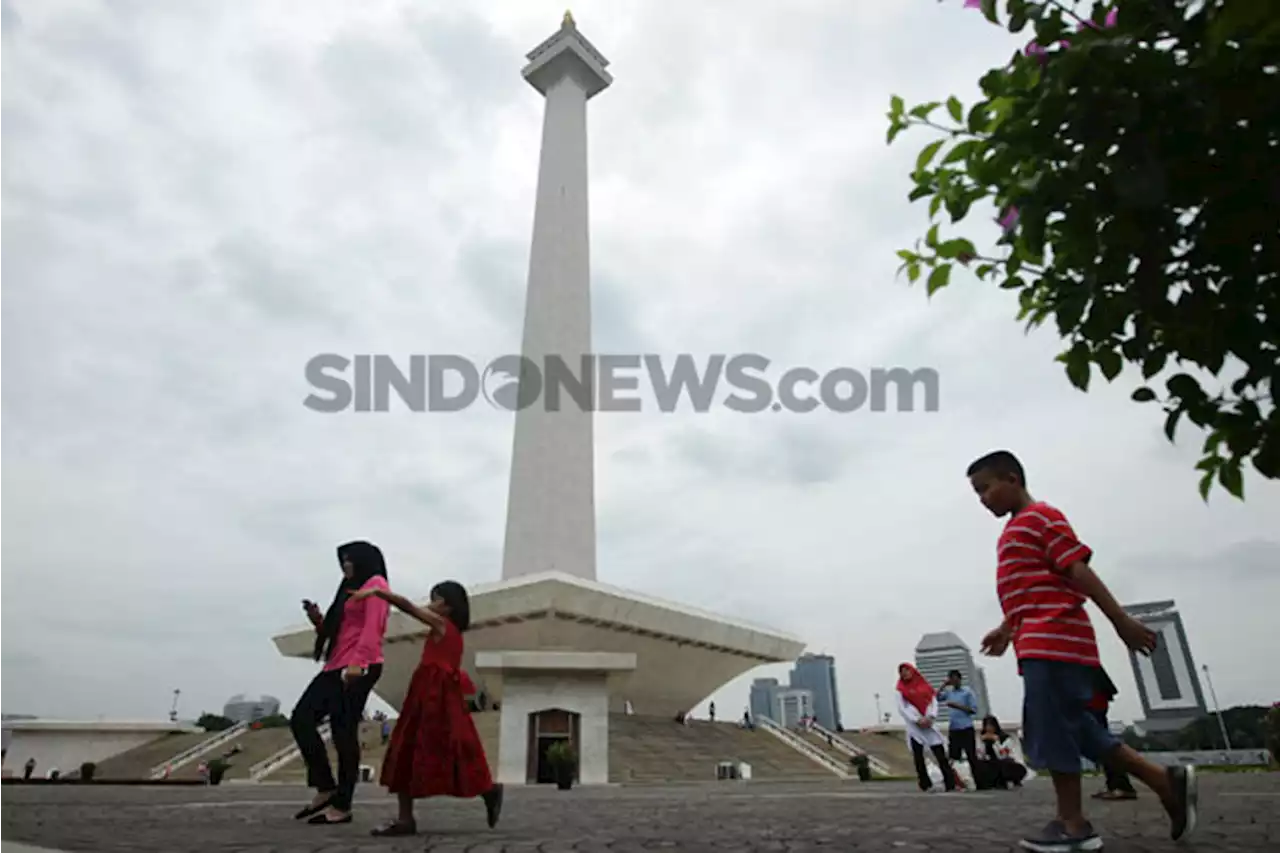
[788,653,842,730]
[222,694,281,724]
[749,678,779,723]
[914,632,989,717]
[1123,600,1208,733]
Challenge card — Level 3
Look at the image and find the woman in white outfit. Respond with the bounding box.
[895,662,957,792]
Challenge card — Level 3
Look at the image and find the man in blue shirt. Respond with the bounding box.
[937,669,980,773]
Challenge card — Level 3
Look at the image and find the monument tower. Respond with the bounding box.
[501,10,612,583]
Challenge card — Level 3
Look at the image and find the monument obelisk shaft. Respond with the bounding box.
[502,13,612,582]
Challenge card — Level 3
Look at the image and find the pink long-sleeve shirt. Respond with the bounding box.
[322,575,390,672]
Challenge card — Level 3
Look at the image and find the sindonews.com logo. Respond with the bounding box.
[302,353,940,414]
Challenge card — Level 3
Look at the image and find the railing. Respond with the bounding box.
[756,717,851,779]
[149,721,251,779]
[807,722,893,777]
[248,723,331,781]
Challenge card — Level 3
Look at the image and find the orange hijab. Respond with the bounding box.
[896,663,935,716]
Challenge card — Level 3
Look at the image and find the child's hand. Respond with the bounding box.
[980,625,1011,656]
[1114,614,1158,655]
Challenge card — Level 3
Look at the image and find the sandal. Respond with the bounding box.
[294,794,334,820]
[370,820,417,837]
[307,811,353,825]
[1093,789,1138,800]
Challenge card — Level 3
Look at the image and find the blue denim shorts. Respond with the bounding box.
[1021,659,1121,774]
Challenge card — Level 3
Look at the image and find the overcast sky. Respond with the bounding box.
[3,0,1277,730]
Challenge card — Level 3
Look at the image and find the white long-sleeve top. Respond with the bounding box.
[896,691,946,749]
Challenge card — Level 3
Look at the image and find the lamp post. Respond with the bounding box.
[874,693,882,725]
[1201,665,1232,750]
[169,689,181,723]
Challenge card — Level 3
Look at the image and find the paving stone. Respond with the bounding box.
[1,774,1277,852]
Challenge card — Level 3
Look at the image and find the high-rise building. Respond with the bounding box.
[788,653,842,730]
[1123,600,1207,733]
[914,632,989,717]
[772,688,815,728]
[747,677,814,727]
[749,678,779,723]
[222,694,281,724]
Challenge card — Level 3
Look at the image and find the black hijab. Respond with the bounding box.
[313,541,387,662]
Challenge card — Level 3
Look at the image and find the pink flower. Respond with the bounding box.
[1105,8,1119,27]
[964,0,982,8]
[997,207,1020,235]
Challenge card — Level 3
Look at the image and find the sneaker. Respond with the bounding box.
[1163,765,1198,841]
[1019,820,1104,852]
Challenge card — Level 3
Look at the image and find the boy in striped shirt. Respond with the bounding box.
[966,450,1197,853]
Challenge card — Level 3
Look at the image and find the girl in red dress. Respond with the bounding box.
[350,580,503,837]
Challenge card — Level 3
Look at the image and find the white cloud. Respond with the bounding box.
[3,0,1276,730]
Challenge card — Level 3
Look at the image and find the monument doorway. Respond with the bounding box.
[526,708,579,784]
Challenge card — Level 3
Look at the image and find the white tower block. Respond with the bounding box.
[501,12,612,582]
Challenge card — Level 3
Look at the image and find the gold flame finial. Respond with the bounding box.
[563,9,575,28]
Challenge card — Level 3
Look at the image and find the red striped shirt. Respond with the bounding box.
[996,502,1100,666]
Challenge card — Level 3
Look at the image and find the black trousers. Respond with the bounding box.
[1089,708,1135,793]
[910,739,956,792]
[290,664,382,811]
[948,726,979,767]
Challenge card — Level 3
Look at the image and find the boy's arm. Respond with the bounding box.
[1062,561,1157,653]
[1037,506,1157,654]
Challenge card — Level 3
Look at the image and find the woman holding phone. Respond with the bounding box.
[290,541,390,825]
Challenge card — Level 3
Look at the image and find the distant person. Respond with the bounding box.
[291,541,390,826]
[354,580,503,838]
[937,669,979,771]
[381,718,392,747]
[968,450,1197,851]
[709,701,716,723]
[23,758,36,780]
[975,715,1027,790]
[1088,667,1137,801]
[895,663,956,792]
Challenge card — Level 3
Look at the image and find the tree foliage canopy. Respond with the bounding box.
[888,0,1279,500]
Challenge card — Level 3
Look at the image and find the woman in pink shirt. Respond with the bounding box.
[291,541,391,825]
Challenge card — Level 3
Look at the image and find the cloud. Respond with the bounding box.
[3,0,1277,734]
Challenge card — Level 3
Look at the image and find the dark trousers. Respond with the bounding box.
[910,739,957,792]
[290,664,382,811]
[948,726,979,767]
[1089,708,1135,792]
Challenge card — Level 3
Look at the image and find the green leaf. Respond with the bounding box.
[1166,373,1204,402]
[1141,350,1168,379]
[906,262,921,284]
[896,249,917,263]
[942,139,980,166]
[926,264,952,296]
[937,238,977,260]
[928,195,944,218]
[1008,9,1029,33]
[1197,469,1214,502]
[1163,408,1183,442]
[909,101,942,120]
[1095,348,1123,382]
[1218,460,1245,499]
[890,95,904,118]
[946,96,963,123]
[1063,344,1091,391]
[980,0,998,26]
[1131,387,1157,403]
[916,139,946,171]
[925,224,940,248]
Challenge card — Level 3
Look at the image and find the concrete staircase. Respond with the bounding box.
[163,727,297,780]
[93,732,218,780]
[608,715,841,783]
[149,722,251,779]
[838,730,917,776]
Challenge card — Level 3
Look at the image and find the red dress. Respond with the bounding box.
[380,620,494,798]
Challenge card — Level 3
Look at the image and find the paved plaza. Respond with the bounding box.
[2,774,1277,852]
